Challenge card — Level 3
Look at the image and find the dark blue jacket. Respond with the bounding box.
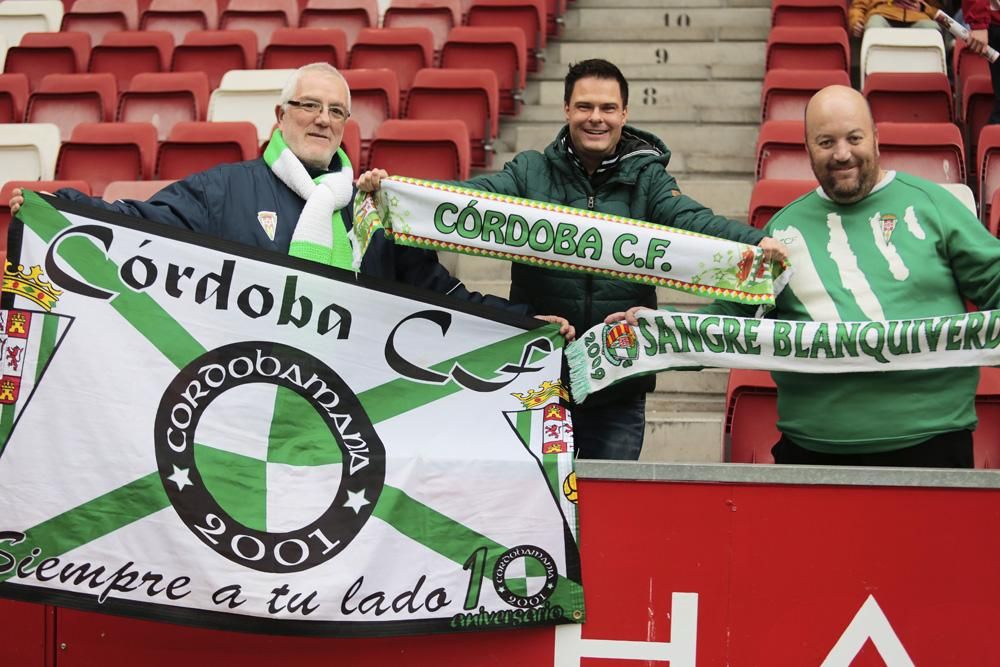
[57,156,529,315]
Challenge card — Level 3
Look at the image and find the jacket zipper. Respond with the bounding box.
[584,195,595,326]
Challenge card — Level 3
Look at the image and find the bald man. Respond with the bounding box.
[611,85,1000,467]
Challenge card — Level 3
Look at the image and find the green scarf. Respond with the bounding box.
[263,128,356,270]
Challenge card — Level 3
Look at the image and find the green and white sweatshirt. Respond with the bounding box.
[708,172,1000,453]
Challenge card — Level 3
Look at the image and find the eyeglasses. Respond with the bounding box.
[286,99,351,122]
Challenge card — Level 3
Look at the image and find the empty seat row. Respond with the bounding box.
[763,69,954,124]
[0,178,175,249]
[764,34,992,126]
[724,367,1000,468]
[2,26,527,115]
[771,0,847,29]
[0,0,553,71]
[756,119,967,185]
[765,25,948,83]
[0,66,498,167]
[0,120,259,192]
[754,122,1000,228]
[0,117,472,193]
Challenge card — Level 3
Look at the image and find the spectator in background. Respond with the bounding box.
[964,1,1000,123]
[850,0,945,37]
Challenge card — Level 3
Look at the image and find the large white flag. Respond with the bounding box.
[0,192,583,637]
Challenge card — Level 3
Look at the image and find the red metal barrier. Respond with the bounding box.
[0,598,52,666]
[3,464,999,666]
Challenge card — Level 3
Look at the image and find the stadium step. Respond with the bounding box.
[514,123,756,158]
[485,149,757,179]
[565,6,770,29]
[513,103,761,126]
[647,392,726,413]
[529,78,762,109]
[656,367,728,394]
[560,25,770,42]
[642,410,724,462]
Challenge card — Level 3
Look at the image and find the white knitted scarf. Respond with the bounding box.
[263,129,357,270]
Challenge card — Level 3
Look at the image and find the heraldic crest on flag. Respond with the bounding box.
[0,191,584,636]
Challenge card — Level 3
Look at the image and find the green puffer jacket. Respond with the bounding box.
[463,125,766,405]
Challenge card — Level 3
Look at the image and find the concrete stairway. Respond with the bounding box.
[450,0,770,462]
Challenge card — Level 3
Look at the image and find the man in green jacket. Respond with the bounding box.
[360,59,786,460]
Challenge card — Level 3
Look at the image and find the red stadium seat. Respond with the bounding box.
[103,179,176,202]
[765,26,850,73]
[219,0,298,53]
[62,0,138,44]
[118,71,210,141]
[863,72,952,124]
[261,28,347,70]
[975,367,1000,468]
[3,32,91,90]
[760,68,849,122]
[0,181,91,201]
[441,26,526,116]
[26,73,118,141]
[0,179,90,203]
[543,0,567,37]
[156,120,259,179]
[747,179,817,228]
[406,68,499,168]
[723,368,1000,468]
[877,121,965,184]
[140,0,218,44]
[342,118,362,178]
[0,74,29,123]
[383,0,462,53]
[953,40,991,109]
[89,31,174,90]
[754,120,809,181]
[978,125,1000,224]
[171,30,257,90]
[771,0,847,29]
[342,68,400,165]
[724,369,779,464]
[349,28,434,100]
[466,0,546,72]
[55,121,158,194]
[989,188,1000,237]
[299,0,377,48]
[963,75,993,191]
[368,119,470,179]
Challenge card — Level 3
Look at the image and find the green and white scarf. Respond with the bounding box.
[364,177,788,308]
[263,128,356,270]
[567,310,1000,403]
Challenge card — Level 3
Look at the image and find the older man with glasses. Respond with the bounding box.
[8,63,571,331]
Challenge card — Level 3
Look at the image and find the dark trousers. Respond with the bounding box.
[771,430,974,468]
[572,394,646,461]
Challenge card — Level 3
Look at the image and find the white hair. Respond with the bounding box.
[279,62,351,111]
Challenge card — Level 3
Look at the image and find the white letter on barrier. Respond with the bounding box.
[821,594,914,667]
[553,592,698,667]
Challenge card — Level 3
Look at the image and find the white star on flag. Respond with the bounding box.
[343,488,370,514]
[168,465,192,491]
